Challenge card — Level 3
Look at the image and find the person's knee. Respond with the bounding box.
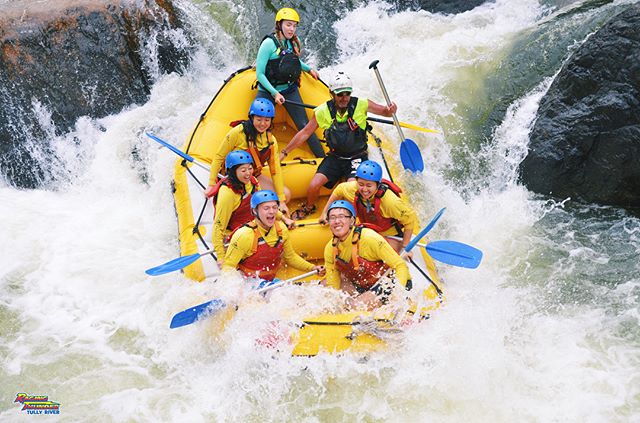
[257,174,271,187]
[284,186,291,202]
[309,175,326,191]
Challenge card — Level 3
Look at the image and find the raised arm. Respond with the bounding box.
[280,115,320,160]
[367,99,397,117]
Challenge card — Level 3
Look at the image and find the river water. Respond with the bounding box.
[1,0,639,421]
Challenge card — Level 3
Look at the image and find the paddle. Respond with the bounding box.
[368,60,424,173]
[393,237,482,269]
[422,240,483,269]
[404,207,445,253]
[295,221,323,227]
[146,249,217,276]
[145,132,211,172]
[397,121,439,134]
[285,100,438,134]
[169,269,320,329]
[371,207,445,293]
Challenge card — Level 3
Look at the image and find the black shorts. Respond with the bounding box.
[317,152,368,189]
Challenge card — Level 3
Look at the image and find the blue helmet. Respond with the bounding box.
[327,200,355,217]
[225,150,253,170]
[355,160,382,182]
[250,190,279,209]
[249,98,275,118]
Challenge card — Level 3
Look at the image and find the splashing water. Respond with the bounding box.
[1,0,638,420]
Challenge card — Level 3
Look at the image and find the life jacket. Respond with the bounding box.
[261,33,302,87]
[354,179,404,234]
[229,120,276,178]
[333,225,388,290]
[211,175,259,231]
[324,97,368,158]
[234,221,284,281]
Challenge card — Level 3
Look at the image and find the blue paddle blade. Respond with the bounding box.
[146,132,195,163]
[256,278,281,290]
[400,138,424,172]
[405,207,446,253]
[145,253,202,276]
[425,240,483,269]
[169,299,226,329]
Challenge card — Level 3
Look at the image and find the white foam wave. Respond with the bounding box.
[1,0,639,421]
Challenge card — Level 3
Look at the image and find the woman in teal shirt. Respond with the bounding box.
[255,7,325,158]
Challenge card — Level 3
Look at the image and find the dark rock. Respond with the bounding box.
[392,0,492,14]
[520,5,640,208]
[0,0,191,188]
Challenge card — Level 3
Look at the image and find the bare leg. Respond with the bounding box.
[257,174,291,203]
[306,173,329,208]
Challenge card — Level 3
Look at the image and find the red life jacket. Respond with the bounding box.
[235,221,284,281]
[229,120,276,178]
[211,176,259,231]
[353,179,403,234]
[333,226,389,290]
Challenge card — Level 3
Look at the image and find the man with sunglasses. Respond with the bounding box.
[281,71,398,220]
[323,200,411,310]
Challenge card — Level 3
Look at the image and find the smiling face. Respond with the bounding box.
[328,208,354,240]
[255,201,279,228]
[356,178,378,200]
[252,116,272,134]
[332,90,352,111]
[280,20,298,39]
[234,163,254,184]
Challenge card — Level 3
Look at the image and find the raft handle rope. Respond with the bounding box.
[367,129,395,184]
[184,162,217,260]
[192,198,217,261]
[408,258,443,296]
[184,161,207,191]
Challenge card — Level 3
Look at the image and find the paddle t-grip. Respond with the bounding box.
[368,60,380,69]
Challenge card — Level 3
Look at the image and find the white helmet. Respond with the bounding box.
[330,71,352,94]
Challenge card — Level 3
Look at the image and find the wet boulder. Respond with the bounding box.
[520,5,640,209]
[393,0,491,14]
[0,0,191,188]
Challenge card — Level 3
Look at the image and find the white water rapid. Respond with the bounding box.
[1,0,638,421]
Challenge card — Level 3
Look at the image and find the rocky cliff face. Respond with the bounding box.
[520,5,640,209]
[0,0,190,188]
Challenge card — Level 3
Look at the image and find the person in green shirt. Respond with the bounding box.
[255,7,325,158]
[280,71,398,220]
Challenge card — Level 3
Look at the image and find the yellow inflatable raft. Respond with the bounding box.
[172,67,444,356]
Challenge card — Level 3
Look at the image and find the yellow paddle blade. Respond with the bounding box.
[398,121,440,134]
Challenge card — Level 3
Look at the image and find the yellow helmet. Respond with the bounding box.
[275,7,299,23]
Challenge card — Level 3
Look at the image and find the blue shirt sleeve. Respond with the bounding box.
[256,37,312,94]
[256,38,279,96]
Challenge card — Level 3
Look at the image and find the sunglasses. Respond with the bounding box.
[336,91,352,97]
